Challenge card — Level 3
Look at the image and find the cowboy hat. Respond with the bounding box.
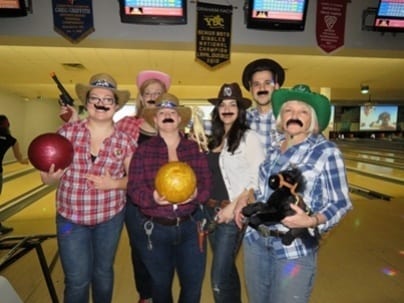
[136,70,171,90]
[142,93,192,130]
[208,82,252,109]
[242,58,285,90]
[75,73,130,109]
[272,84,331,132]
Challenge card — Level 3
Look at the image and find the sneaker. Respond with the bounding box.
[0,224,13,236]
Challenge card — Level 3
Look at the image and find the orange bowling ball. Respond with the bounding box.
[28,133,74,172]
[155,161,197,204]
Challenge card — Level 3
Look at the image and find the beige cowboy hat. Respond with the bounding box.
[75,73,130,109]
[142,93,192,130]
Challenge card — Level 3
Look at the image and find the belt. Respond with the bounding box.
[206,199,231,209]
[257,226,286,238]
[144,214,192,226]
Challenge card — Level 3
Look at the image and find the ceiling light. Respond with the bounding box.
[360,85,369,94]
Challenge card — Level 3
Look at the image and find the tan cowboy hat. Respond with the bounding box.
[75,73,130,109]
[142,93,192,130]
[208,82,252,109]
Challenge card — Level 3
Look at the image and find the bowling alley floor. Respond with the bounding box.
[1,191,403,302]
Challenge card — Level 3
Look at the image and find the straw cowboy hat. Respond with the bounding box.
[208,82,252,109]
[75,73,130,109]
[272,84,331,132]
[136,70,171,90]
[242,58,285,90]
[142,93,192,129]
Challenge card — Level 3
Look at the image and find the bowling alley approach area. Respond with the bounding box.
[1,137,404,303]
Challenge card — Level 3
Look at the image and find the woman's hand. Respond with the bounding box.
[39,164,64,185]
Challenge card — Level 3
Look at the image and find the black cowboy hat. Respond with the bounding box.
[208,83,252,109]
[242,58,285,90]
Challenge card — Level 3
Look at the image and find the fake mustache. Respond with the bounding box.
[257,90,269,96]
[93,104,110,111]
[222,112,235,116]
[146,100,156,105]
[286,119,303,127]
[163,118,175,123]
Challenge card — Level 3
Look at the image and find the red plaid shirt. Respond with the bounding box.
[115,116,142,142]
[127,135,211,218]
[56,120,137,225]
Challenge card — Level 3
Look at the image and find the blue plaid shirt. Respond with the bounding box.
[244,134,353,259]
[246,108,283,154]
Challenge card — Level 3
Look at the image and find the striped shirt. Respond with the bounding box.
[245,134,353,259]
[246,107,283,154]
[127,134,211,218]
[56,120,137,225]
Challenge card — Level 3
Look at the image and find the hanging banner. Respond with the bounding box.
[196,2,232,68]
[316,0,348,54]
[52,0,94,44]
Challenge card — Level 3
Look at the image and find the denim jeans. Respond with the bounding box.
[125,201,152,299]
[206,207,242,303]
[243,235,317,303]
[56,210,125,303]
[130,205,206,303]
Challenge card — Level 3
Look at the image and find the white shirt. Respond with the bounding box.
[218,130,265,201]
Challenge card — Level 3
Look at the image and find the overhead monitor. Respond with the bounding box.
[119,0,187,25]
[374,0,404,32]
[359,105,398,131]
[0,0,27,17]
[246,0,309,31]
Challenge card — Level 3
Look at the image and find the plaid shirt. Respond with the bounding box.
[246,107,283,154]
[115,116,142,141]
[245,134,353,259]
[56,120,137,225]
[127,134,211,218]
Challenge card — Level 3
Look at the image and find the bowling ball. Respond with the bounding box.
[28,133,74,172]
[155,161,197,204]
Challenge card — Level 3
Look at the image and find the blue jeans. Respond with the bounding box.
[125,201,152,299]
[243,235,317,303]
[131,205,206,303]
[206,207,242,303]
[56,210,125,303]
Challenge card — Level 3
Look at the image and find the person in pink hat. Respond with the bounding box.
[123,70,171,303]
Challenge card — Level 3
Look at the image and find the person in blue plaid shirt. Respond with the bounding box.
[242,58,286,153]
[235,84,353,303]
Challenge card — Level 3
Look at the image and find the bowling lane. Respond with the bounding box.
[347,171,404,198]
[344,159,404,184]
[2,162,31,175]
[0,170,43,205]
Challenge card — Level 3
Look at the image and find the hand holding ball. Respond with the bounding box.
[28,133,74,172]
[155,161,197,204]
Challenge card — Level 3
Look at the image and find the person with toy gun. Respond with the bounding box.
[50,72,75,122]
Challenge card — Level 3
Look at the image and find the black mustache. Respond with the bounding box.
[94,104,110,111]
[257,91,269,96]
[146,100,156,104]
[163,118,174,123]
[222,112,234,116]
[286,119,303,127]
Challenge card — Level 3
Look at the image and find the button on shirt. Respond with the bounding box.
[56,120,137,225]
[245,134,353,259]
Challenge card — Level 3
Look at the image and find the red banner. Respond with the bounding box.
[316,0,348,54]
